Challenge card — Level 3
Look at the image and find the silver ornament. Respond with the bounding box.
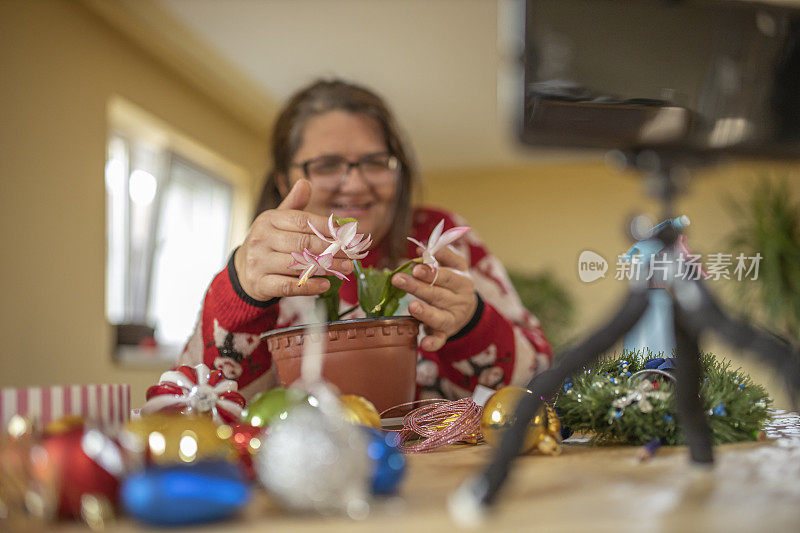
[255,404,371,516]
[611,380,670,413]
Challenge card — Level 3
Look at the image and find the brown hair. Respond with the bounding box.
[255,79,419,268]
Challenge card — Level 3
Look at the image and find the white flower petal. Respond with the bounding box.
[337,221,358,244]
[407,237,425,249]
[327,214,337,237]
[433,226,470,250]
[427,220,445,250]
[309,221,333,244]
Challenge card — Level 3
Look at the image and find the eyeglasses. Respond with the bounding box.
[292,153,400,190]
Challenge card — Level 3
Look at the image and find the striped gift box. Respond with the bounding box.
[0,384,131,433]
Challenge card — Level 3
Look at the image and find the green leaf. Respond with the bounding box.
[353,261,411,317]
[353,261,385,317]
[317,275,343,322]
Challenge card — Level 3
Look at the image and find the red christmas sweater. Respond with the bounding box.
[178,207,553,400]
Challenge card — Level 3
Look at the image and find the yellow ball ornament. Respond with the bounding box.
[480,386,562,456]
[339,395,382,429]
[121,414,236,466]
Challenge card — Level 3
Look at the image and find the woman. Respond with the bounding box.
[179,79,553,400]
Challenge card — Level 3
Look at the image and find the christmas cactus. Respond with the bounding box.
[289,215,469,321]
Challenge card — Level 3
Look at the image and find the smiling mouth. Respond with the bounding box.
[331,202,373,211]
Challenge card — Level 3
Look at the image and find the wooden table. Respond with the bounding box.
[58,411,800,532]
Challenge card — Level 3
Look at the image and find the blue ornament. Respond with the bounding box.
[362,427,406,496]
[712,403,727,416]
[645,357,676,372]
[644,357,665,370]
[121,460,250,526]
[663,414,674,423]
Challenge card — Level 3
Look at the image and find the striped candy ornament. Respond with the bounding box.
[142,364,246,424]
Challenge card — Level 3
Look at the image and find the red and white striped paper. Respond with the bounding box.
[0,384,131,432]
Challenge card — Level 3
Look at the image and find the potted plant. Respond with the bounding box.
[261,215,469,412]
[724,177,800,346]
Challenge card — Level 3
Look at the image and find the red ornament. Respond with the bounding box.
[41,421,123,519]
[225,422,267,480]
[142,363,246,424]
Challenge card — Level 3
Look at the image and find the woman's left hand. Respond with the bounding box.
[391,246,478,352]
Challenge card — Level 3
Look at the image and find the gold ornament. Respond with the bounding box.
[338,395,382,429]
[121,414,235,466]
[480,386,562,456]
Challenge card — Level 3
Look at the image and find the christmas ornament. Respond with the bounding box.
[142,364,246,424]
[121,460,249,526]
[637,438,662,462]
[644,357,676,372]
[0,416,59,530]
[218,422,265,480]
[41,420,123,518]
[241,387,310,428]
[480,386,563,456]
[362,427,406,495]
[340,395,381,429]
[610,380,670,415]
[255,404,371,516]
[120,414,235,466]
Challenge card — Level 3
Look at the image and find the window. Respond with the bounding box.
[105,131,233,363]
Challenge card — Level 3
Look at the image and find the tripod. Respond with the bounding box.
[451,153,800,519]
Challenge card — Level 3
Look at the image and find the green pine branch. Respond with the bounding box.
[554,351,771,446]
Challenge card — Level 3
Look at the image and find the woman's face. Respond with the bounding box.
[286,111,398,244]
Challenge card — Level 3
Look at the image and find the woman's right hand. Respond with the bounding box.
[233,180,352,300]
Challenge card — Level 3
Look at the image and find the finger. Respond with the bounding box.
[258,252,354,278]
[268,229,341,256]
[256,274,331,299]
[431,244,468,270]
[277,179,311,211]
[411,263,471,291]
[392,272,455,304]
[420,331,448,352]
[408,299,452,334]
[270,209,333,237]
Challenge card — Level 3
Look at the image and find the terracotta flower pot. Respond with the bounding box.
[262,316,419,413]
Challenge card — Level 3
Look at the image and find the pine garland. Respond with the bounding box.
[554,351,772,446]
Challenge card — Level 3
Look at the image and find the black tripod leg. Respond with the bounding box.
[673,301,714,464]
[453,288,650,512]
[677,280,800,409]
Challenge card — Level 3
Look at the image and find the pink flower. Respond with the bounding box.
[408,219,470,284]
[309,215,372,260]
[290,249,348,286]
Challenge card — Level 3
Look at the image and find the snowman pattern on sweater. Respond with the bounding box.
[209,319,261,380]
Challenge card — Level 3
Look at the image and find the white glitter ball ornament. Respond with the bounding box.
[255,403,371,516]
